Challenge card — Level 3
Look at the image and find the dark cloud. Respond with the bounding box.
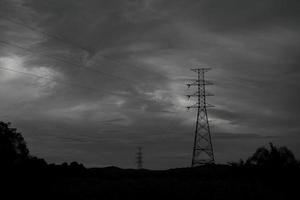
[157,0,300,31]
[213,132,277,140]
[0,0,299,169]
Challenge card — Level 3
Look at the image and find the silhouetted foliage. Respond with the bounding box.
[246,143,297,167]
[0,121,29,167]
[229,143,298,168]
[228,158,245,167]
[1,121,299,200]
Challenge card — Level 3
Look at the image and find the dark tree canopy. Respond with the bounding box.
[246,143,297,167]
[0,121,29,166]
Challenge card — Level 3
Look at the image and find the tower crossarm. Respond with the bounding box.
[187,92,214,99]
[187,103,214,110]
[186,80,213,87]
[191,68,211,72]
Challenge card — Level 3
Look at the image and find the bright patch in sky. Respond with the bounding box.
[0,55,61,102]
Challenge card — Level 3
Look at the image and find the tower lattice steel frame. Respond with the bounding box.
[136,147,143,169]
[187,68,214,167]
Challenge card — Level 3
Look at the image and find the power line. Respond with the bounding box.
[0,15,171,79]
[0,14,186,131]
[0,65,116,94]
[0,15,205,168]
[0,66,179,115]
[0,14,189,153]
[0,39,180,105]
[0,15,92,53]
[0,66,187,148]
[0,40,141,85]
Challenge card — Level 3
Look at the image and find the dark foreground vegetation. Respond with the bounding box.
[1,121,299,200]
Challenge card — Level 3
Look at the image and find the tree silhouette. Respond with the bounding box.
[246,143,297,167]
[0,121,29,167]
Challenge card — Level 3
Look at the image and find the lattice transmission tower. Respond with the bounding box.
[136,147,143,169]
[187,68,215,167]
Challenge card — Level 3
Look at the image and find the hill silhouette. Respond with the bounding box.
[1,121,299,200]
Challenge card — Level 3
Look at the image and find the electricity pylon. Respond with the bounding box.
[136,147,143,169]
[187,68,214,167]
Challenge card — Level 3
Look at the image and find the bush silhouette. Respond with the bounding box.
[0,121,29,167]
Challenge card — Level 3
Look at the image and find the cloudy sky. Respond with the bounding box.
[0,0,299,169]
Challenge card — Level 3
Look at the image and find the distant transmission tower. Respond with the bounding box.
[187,68,214,167]
[136,147,143,169]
